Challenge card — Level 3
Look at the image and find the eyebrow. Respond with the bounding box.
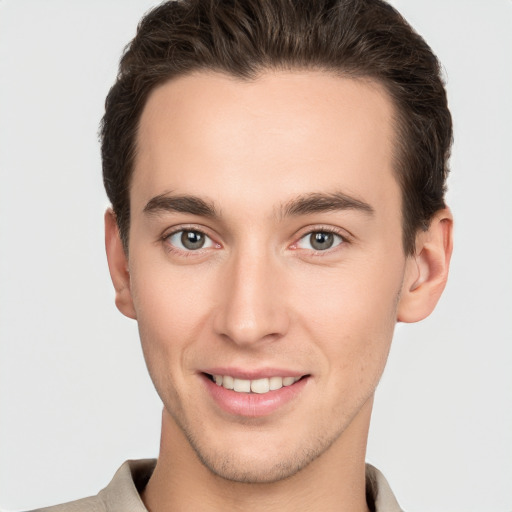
[143,193,218,218]
[281,191,374,218]
[143,190,374,220]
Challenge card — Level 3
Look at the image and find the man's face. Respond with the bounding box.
[123,71,412,482]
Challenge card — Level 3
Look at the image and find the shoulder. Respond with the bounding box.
[365,463,404,512]
[28,495,105,512]
[27,459,156,512]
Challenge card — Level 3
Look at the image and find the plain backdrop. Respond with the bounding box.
[0,1,511,511]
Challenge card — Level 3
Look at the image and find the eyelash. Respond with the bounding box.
[161,226,219,256]
[161,225,349,256]
[291,226,348,254]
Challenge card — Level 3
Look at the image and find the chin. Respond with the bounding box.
[196,451,309,484]
[185,426,338,484]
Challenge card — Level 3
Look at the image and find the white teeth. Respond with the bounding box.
[282,376,296,386]
[233,378,251,393]
[269,376,283,390]
[251,378,270,394]
[212,374,301,394]
[222,375,234,390]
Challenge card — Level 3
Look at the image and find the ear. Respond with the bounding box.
[104,209,137,319]
[397,208,453,323]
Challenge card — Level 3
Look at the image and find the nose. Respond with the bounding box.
[213,248,290,347]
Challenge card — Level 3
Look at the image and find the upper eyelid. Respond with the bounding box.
[299,230,344,242]
[162,228,220,256]
[161,225,219,249]
[293,230,345,250]
[289,225,354,256]
[294,225,351,242]
[162,224,215,239]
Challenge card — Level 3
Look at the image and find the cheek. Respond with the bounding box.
[293,259,402,373]
[131,271,209,419]
[130,255,211,331]
[128,262,213,385]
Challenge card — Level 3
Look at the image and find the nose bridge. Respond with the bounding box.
[214,241,289,346]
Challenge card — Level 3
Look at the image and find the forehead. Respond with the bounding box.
[132,70,399,218]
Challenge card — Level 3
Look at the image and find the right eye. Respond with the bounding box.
[166,229,216,251]
[295,230,345,251]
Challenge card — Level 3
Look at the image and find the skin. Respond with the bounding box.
[105,71,453,512]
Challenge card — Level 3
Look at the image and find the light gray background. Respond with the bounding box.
[0,1,511,510]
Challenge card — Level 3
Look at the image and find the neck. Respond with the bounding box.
[142,398,373,512]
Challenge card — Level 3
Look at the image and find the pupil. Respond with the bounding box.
[311,232,333,250]
[181,230,205,250]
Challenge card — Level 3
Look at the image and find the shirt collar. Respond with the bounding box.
[100,459,402,512]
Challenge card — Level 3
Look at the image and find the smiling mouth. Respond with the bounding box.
[205,373,306,394]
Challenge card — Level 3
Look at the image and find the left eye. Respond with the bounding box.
[296,231,344,251]
[167,230,216,251]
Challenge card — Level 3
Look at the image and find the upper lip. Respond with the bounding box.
[200,367,307,380]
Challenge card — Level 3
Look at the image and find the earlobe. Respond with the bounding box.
[397,208,453,323]
[104,209,137,320]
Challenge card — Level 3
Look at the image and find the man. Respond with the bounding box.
[36,0,453,510]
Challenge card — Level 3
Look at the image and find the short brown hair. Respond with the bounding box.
[101,0,452,254]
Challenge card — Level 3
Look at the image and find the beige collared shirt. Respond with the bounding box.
[33,459,403,512]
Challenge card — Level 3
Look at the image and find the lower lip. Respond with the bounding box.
[202,374,309,418]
